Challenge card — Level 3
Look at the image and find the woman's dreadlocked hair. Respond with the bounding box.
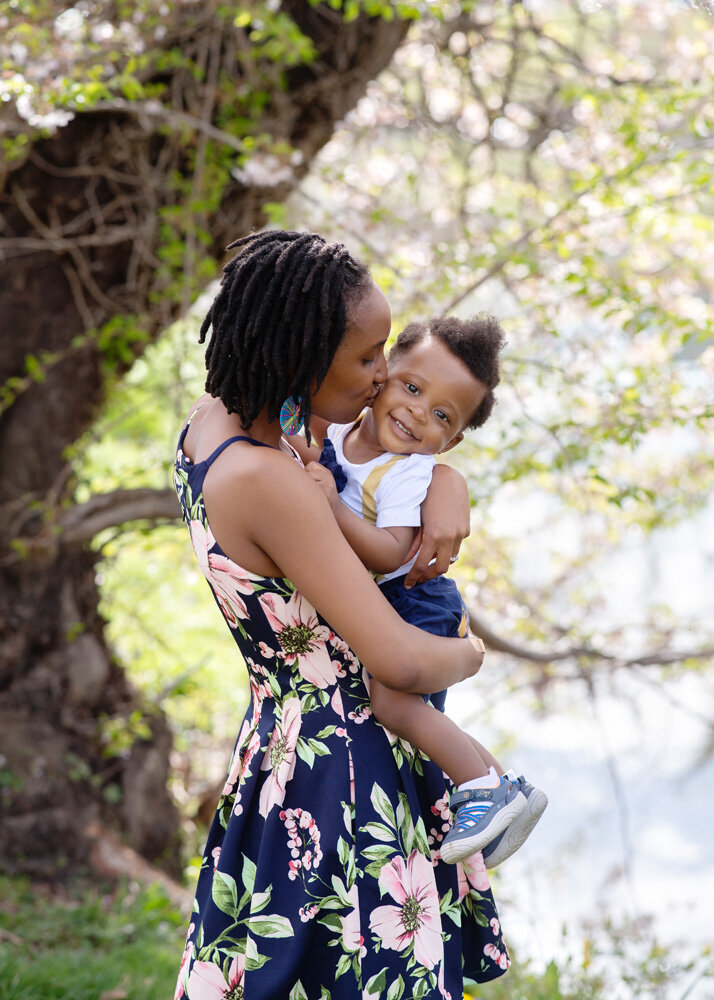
[199,230,372,437]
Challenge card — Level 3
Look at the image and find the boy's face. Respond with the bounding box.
[370,336,488,456]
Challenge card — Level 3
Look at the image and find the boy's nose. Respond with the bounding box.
[408,398,427,421]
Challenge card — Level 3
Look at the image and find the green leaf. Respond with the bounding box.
[247,913,294,937]
[211,870,238,916]
[289,980,308,1000]
[296,738,315,768]
[365,967,388,997]
[337,835,350,865]
[370,784,396,828]
[386,974,405,1000]
[362,821,395,843]
[241,855,256,894]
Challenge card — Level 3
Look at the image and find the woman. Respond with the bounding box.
[174,231,510,1000]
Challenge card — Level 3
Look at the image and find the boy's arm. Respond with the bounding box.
[306,462,415,574]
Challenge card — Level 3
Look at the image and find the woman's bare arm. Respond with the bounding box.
[204,450,482,694]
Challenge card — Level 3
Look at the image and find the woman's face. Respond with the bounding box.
[310,283,390,425]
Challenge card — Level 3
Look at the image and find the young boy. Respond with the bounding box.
[305,316,547,866]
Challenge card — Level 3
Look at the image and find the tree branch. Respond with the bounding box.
[59,487,181,546]
[468,606,714,669]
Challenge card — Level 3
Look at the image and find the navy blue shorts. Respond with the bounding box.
[377,573,470,711]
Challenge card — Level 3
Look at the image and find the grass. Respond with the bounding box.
[0,875,184,1000]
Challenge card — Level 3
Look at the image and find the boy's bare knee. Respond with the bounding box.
[370,685,414,736]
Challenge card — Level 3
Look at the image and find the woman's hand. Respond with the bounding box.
[404,464,471,588]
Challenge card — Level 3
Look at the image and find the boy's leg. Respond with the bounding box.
[464,732,505,776]
[370,678,490,786]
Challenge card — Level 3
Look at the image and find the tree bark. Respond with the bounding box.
[0,2,407,877]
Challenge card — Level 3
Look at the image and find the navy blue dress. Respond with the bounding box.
[173,421,510,1000]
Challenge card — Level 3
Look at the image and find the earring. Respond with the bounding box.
[279,396,304,436]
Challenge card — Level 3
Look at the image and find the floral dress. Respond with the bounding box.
[173,422,509,1000]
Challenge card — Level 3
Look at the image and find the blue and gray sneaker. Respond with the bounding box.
[481,776,548,869]
[439,776,526,865]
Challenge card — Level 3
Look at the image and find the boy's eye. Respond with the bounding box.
[405,382,419,394]
[435,410,449,423]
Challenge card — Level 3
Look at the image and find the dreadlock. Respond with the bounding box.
[389,315,506,429]
[199,230,372,439]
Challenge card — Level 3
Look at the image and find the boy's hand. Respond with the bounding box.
[306,462,339,512]
[467,632,485,672]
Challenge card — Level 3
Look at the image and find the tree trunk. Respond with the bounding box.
[0,2,407,877]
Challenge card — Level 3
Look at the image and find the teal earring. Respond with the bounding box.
[279,396,304,436]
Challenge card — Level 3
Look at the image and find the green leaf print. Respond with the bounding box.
[289,980,309,1000]
[335,952,352,980]
[241,855,257,894]
[370,783,396,828]
[336,835,350,865]
[296,738,316,768]
[386,974,405,1000]
[360,843,395,864]
[250,889,271,913]
[318,912,343,933]
[211,870,238,916]
[330,874,351,907]
[247,913,294,937]
[365,967,388,997]
[307,738,330,756]
[362,821,395,843]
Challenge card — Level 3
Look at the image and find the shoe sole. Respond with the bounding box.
[440,790,527,865]
[483,788,548,869]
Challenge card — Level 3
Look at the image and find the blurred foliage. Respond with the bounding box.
[277,0,714,682]
[0,875,184,1000]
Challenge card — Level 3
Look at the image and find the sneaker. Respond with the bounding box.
[481,776,548,869]
[439,776,526,865]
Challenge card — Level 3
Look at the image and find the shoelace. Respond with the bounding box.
[453,799,494,832]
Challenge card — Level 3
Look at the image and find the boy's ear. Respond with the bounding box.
[438,431,464,455]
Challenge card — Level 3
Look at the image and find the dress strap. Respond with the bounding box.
[177,404,202,451]
[203,435,273,468]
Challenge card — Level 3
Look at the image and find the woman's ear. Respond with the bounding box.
[438,431,464,455]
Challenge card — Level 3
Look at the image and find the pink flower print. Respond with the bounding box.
[211,846,221,872]
[258,641,275,660]
[173,922,195,999]
[186,953,245,1000]
[190,520,253,627]
[431,793,450,823]
[490,916,500,936]
[460,851,490,893]
[341,883,366,957]
[299,903,318,922]
[437,963,452,1000]
[259,698,301,817]
[331,688,345,720]
[259,591,336,689]
[281,806,323,878]
[369,851,443,971]
[347,705,372,724]
[483,942,509,969]
[223,722,261,796]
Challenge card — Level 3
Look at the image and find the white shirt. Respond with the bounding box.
[325,422,435,582]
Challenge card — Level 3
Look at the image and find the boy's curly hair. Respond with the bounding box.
[389,315,506,429]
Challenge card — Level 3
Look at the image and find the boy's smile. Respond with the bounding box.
[353,336,489,460]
